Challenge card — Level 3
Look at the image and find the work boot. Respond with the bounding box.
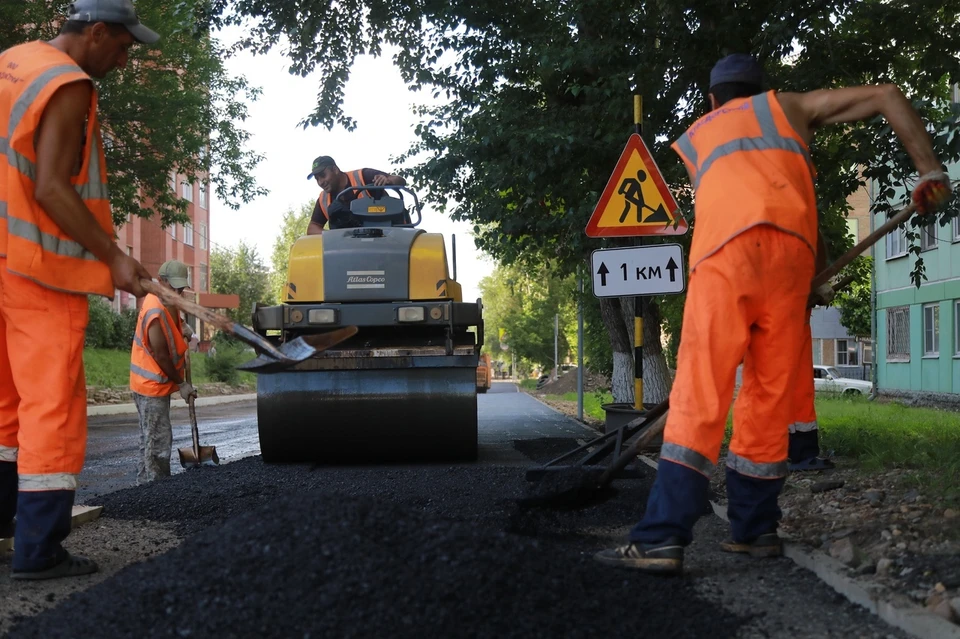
[593,538,684,574]
[719,532,783,558]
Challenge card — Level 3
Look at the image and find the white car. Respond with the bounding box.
[813,365,872,395]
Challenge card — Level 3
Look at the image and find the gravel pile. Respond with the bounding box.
[10,461,744,639]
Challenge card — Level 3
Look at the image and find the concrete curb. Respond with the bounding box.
[87,393,257,417]
[634,454,960,639]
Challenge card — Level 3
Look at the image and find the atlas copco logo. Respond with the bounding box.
[347,275,386,284]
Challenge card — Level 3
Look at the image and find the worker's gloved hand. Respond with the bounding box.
[912,171,952,215]
[178,382,197,402]
[808,283,836,308]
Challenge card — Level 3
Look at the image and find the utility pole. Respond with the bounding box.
[577,275,584,421]
[554,313,559,381]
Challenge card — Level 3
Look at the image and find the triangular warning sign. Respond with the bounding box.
[585,133,688,238]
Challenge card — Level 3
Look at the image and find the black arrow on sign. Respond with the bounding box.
[597,262,609,286]
[665,257,679,282]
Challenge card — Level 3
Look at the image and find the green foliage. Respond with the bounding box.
[833,256,873,338]
[203,344,243,384]
[210,241,274,324]
[85,298,139,349]
[479,262,576,371]
[581,292,613,377]
[270,203,313,304]
[0,0,265,227]
[546,391,614,422]
[85,298,117,349]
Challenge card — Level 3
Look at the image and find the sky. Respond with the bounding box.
[208,36,494,302]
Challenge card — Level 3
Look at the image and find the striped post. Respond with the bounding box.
[633,93,644,412]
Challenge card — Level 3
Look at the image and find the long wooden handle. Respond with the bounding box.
[185,352,200,459]
[141,279,238,335]
[811,202,915,290]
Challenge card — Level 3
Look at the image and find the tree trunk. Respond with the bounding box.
[598,297,633,403]
[604,296,672,406]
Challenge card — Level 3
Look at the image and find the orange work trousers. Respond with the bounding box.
[790,312,817,433]
[661,226,814,479]
[0,258,89,490]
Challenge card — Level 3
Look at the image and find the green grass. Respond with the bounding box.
[518,379,539,391]
[83,348,256,388]
[544,391,613,422]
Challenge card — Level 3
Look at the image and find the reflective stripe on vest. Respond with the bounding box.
[675,92,815,190]
[726,451,788,479]
[671,90,818,272]
[660,442,716,478]
[130,294,187,396]
[0,42,114,296]
[317,169,369,220]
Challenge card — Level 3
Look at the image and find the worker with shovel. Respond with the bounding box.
[0,0,158,580]
[130,260,198,484]
[596,53,952,574]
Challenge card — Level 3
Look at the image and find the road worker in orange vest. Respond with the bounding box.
[306,155,406,235]
[130,260,197,485]
[0,0,158,580]
[596,54,951,574]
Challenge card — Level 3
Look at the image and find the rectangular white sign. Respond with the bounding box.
[590,244,686,298]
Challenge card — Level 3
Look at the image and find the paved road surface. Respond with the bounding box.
[79,380,594,502]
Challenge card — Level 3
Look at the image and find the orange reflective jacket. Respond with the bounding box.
[130,294,187,397]
[316,170,370,221]
[672,90,818,271]
[0,41,114,297]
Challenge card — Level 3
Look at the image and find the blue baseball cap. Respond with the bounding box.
[709,54,763,89]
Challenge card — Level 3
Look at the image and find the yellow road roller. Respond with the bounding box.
[250,186,483,463]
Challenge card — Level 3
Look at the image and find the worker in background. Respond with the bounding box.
[306,155,406,234]
[595,53,951,574]
[0,0,158,580]
[130,260,197,485]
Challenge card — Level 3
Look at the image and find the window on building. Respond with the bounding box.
[181,180,193,202]
[846,219,858,242]
[199,222,208,250]
[920,223,938,251]
[886,306,910,361]
[184,222,194,247]
[862,342,873,365]
[811,338,822,365]
[171,224,177,241]
[199,263,208,292]
[954,301,960,356]
[886,226,907,259]
[198,183,208,209]
[170,170,177,192]
[923,303,939,356]
[836,339,859,366]
[187,266,194,289]
[952,83,960,105]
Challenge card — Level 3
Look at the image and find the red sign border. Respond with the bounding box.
[584,133,688,238]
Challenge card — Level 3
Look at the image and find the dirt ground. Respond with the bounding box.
[535,368,610,396]
[523,388,960,627]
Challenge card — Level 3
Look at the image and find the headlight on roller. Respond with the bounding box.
[308,308,337,324]
[397,306,425,322]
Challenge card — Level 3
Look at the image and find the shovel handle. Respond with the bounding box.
[185,352,200,460]
[810,202,916,290]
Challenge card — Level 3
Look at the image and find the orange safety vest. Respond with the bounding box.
[130,294,187,397]
[671,90,818,272]
[316,170,370,221]
[0,41,114,297]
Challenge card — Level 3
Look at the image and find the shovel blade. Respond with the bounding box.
[178,445,220,469]
[237,326,359,374]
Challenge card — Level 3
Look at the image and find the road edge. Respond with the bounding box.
[633,454,960,639]
[88,393,257,417]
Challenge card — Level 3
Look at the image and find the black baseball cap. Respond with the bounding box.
[709,54,763,89]
[307,155,336,180]
[67,0,160,45]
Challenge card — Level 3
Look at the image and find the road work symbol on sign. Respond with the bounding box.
[585,133,688,238]
[590,244,686,298]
